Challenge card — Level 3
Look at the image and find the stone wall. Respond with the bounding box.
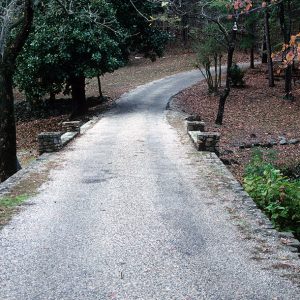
[186,121,205,132]
[62,121,82,133]
[38,132,62,155]
[197,132,220,155]
[187,119,220,155]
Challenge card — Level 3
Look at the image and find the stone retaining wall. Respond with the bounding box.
[38,132,62,155]
[197,132,220,155]
[62,121,82,133]
[187,120,220,155]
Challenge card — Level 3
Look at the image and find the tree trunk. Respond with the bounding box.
[181,14,189,47]
[0,0,33,182]
[279,1,293,100]
[215,30,236,125]
[50,92,56,102]
[264,7,275,87]
[97,75,103,99]
[262,36,268,63]
[250,47,255,69]
[214,54,218,94]
[0,67,17,182]
[70,75,87,119]
[218,55,222,88]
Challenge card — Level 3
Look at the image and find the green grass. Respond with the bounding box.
[0,194,29,227]
[0,194,29,207]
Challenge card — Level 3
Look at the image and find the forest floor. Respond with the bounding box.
[173,64,300,182]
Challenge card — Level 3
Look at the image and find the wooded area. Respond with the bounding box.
[0,0,168,181]
[1,0,300,186]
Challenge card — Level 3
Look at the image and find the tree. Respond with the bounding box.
[198,0,247,125]
[239,12,260,69]
[199,0,280,124]
[111,0,169,61]
[16,0,169,117]
[278,0,293,99]
[273,32,300,95]
[16,0,125,118]
[264,0,275,87]
[0,0,33,182]
[194,24,225,94]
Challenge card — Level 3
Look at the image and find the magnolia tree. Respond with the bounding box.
[0,0,168,181]
[16,0,125,117]
[0,0,33,182]
[15,0,168,117]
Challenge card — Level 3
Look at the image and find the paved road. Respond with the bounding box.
[1,71,300,299]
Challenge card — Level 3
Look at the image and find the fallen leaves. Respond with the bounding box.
[174,64,300,182]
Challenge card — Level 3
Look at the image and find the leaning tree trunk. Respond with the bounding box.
[0,67,17,182]
[264,5,275,87]
[0,0,33,182]
[215,29,236,125]
[70,75,87,119]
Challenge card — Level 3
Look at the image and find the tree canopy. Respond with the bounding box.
[15,0,169,112]
[1,0,169,180]
[16,0,124,106]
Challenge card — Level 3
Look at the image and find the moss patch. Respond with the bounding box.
[0,194,29,227]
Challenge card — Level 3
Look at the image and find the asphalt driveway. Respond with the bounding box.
[1,71,300,299]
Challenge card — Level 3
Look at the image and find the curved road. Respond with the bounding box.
[1,71,300,299]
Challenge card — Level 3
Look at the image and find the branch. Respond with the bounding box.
[129,0,151,21]
[8,0,34,63]
[200,4,229,44]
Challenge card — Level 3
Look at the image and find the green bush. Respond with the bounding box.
[243,150,300,238]
[230,64,245,87]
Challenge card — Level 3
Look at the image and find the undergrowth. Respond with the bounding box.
[243,149,300,240]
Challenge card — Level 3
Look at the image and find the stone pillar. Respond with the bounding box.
[186,121,205,132]
[62,121,82,132]
[38,132,62,154]
[197,132,220,155]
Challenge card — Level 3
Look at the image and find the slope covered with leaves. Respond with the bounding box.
[174,64,300,182]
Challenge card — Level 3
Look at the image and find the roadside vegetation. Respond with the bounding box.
[244,150,300,239]
[0,195,29,227]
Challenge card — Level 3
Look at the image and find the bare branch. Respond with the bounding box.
[129,0,151,22]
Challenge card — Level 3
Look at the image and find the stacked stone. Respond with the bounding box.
[186,121,205,132]
[197,132,221,155]
[38,132,62,154]
[62,121,82,132]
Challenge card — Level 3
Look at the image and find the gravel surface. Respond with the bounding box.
[1,71,300,299]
